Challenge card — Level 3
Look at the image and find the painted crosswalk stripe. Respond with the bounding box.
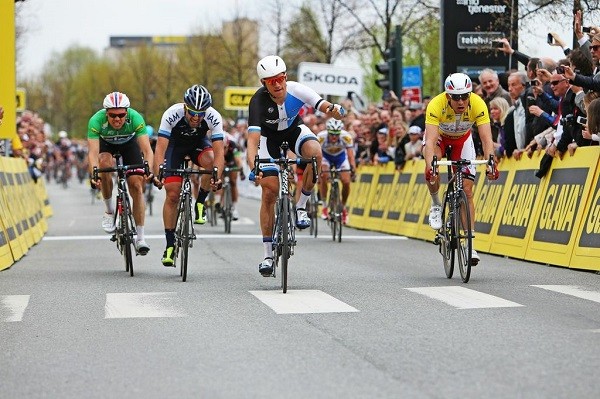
[531,285,600,303]
[105,292,186,319]
[406,286,524,309]
[250,290,359,314]
[1,295,30,322]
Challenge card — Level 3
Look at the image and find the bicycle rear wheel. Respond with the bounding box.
[329,183,340,241]
[440,193,454,279]
[121,195,134,276]
[223,185,232,234]
[308,191,318,238]
[180,194,191,282]
[455,190,472,283]
[280,197,291,293]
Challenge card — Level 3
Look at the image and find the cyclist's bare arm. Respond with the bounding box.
[137,134,155,180]
[423,123,441,169]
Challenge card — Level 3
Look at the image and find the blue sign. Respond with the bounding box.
[402,66,422,88]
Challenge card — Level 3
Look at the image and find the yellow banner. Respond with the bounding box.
[223,86,259,111]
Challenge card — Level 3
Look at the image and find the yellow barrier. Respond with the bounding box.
[0,157,51,270]
[347,147,600,271]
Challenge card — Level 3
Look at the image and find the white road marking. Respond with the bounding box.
[44,234,408,241]
[532,285,600,303]
[1,295,30,322]
[406,286,524,309]
[249,289,359,314]
[105,292,186,319]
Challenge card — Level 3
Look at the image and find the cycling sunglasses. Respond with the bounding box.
[263,74,286,86]
[107,112,127,119]
[185,105,206,117]
[450,93,470,101]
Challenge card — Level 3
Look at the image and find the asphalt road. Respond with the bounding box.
[1,178,599,399]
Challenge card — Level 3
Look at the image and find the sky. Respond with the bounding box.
[16,0,572,79]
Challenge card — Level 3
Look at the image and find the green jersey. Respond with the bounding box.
[87,108,146,145]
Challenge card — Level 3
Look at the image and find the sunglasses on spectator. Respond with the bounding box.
[263,74,286,86]
[450,93,470,101]
[549,79,567,86]
[591,45,600,51]
[107,112,127,119]
[185,105,206,117]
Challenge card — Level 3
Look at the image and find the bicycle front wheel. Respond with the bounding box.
[121,196,134,276]
[455,190,472,283]
[309,192,318,238]
[441,193,454,279]
[180,194,191,282]
[281,196,291,293]
[223,185,232,234]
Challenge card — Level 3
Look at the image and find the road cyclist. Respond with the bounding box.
[153,84,225,266]
[88,91,155,255]
[317,118,356,225]
[423,73,499,266]
[247,54,346,276]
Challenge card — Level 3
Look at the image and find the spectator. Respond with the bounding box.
[582,97,600,144]
[371,127,393,165]
[408,102,425,131]
[479,68,512,106]
[404,125,423,162]
[488,97,511,158]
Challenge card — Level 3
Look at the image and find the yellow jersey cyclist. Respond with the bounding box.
[423,73,499,265]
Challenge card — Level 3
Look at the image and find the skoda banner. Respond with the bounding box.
[298,62,363,97]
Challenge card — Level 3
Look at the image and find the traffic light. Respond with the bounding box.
[375,42,396,95]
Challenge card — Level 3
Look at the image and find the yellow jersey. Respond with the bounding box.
[424,92,490,140]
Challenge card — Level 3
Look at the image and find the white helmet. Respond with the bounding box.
[58,130,68,139]
[257,55,286,79]
[444,73,472,95]
[103,91,131,109]
[326,118,344,133]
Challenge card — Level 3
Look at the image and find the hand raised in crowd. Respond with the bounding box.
[536,68,551,83]
[561,64,576,80]
[495,38,513,55]
[574,10,583,39]
[528,105,544,117]
[548,32,567,49]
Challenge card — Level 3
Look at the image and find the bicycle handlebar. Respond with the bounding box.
[158,163,218,183]
[431,155,494,176]
[253,155,318,184]
[93,161,149,181]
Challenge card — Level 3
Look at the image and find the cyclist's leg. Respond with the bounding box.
[194,141,215,224]
[426,139,444,230]
[459,135,479,264]
[230,170,240,219]
[293,126,322,228]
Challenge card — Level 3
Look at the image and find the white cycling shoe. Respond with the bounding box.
[102,213,116,234]
[471,249,480,266]
[428,205,442,230]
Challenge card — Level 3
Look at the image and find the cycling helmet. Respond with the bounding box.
[326,118,344,133]
[184,84,212,110]
[257,55,286,79]
[103,92,130,109]
[58,130,68,139]
[444,73,472,95]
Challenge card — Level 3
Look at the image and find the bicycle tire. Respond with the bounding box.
[181,193,191,282]
[146,184,154,216]
[223,185,232,234]
[281,196,290,293]
[441,192,454,279]
[309,191,318,238]
[121,195,134,277]
[329,182,339,241]
[455,190,472,283]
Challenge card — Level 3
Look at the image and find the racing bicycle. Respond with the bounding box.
[323,166,351,243]
[432,155,494,283]
[93,153,149,277]
[221,166,242,234]
[158,159,218,282]
[253,142,317,293]
[307,189,319,238]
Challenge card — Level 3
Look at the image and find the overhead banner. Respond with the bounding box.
[298,62,363,97]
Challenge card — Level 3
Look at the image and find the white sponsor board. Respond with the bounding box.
[298,62,363,97]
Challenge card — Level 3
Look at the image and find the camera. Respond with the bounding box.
[526,96,536,108]
[577,116,587,126]
[537,60,544,70]
[560,114,574,125]
[583,26,592,33]
[547,33,554,44]
[530,80,539,86]
[491,40,504,49]
[556,65,566,74]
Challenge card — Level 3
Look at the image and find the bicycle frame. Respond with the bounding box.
[432,155,492,283]
[253,142,317,293]
[221,166,241,234]
[93,153,148,277]
[323,166,351,243]
[159,160,217,281]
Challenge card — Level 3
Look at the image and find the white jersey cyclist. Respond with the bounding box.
[158,103,225,144]
[316,129,354,170]
[248,81,323,161]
